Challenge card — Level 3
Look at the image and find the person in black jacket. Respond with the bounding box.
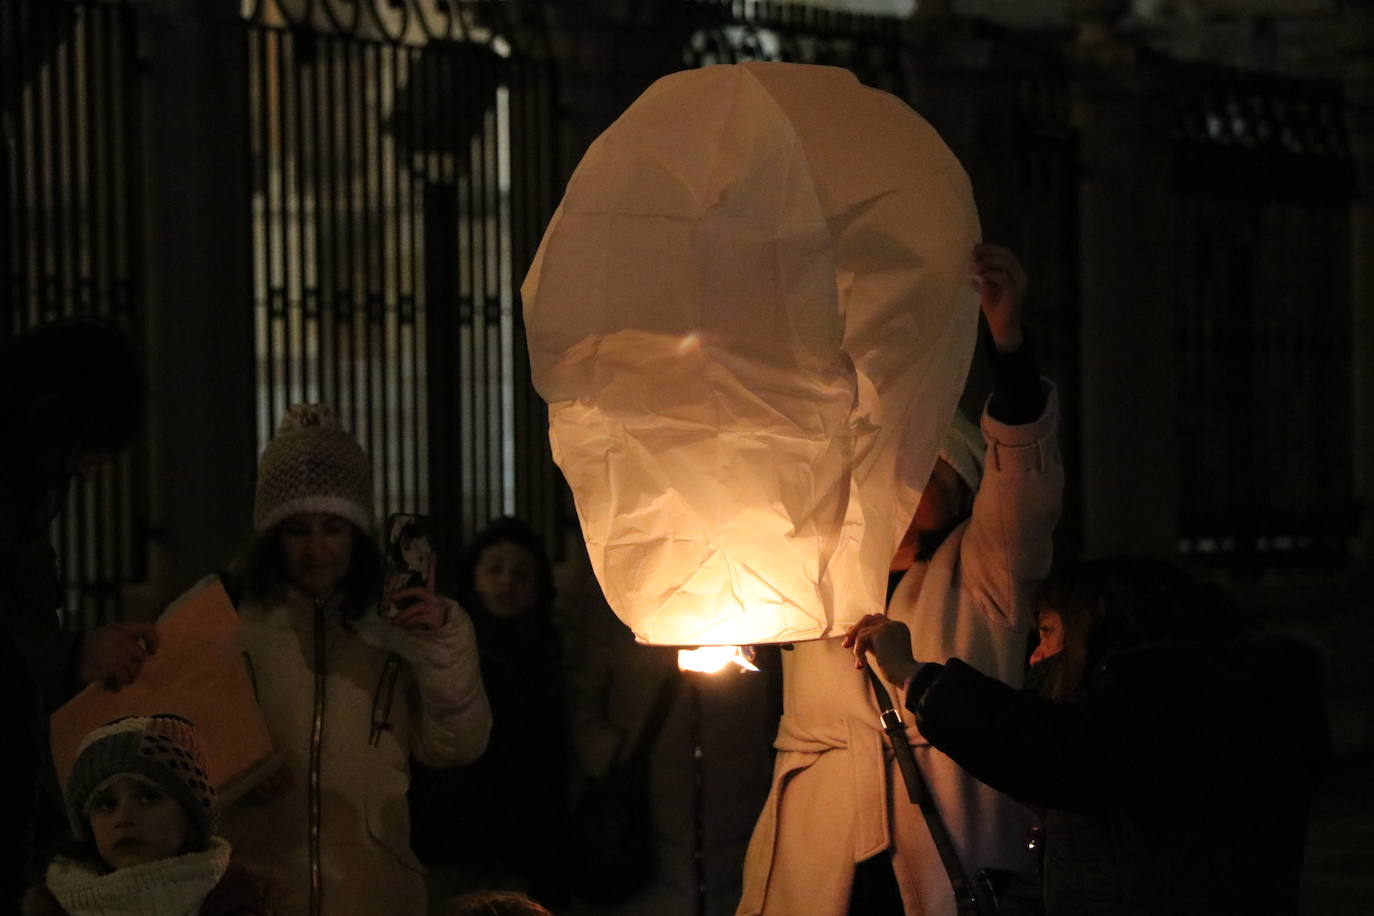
[844,555,1328,916]
[1,318,154,910]
[409,516,571,905]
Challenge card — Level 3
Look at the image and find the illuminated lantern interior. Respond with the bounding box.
[523,62,979,646]
[678,645,760,675]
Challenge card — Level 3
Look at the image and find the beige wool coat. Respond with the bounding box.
[737,388,1062,916]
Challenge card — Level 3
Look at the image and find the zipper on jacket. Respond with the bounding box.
[309,597,328,916]
[369,654,403,747]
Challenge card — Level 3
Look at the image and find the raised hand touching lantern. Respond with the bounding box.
[522,62,981,647]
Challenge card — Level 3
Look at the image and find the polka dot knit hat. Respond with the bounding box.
[66,714,218,843]
[253,403,374,534]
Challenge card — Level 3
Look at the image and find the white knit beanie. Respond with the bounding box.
[253,404,374,533]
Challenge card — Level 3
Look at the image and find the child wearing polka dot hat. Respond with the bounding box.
[23,715,268,915]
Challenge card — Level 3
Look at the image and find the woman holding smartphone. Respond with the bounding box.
[186,404,490,916]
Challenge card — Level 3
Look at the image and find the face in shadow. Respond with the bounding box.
[280,512,355,598]
[891,458,971,570]
[473,540,538,620]
[88,775,192,871]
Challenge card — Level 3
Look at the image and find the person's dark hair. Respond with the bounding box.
[442,889,553,916]
[456,516,555,620]
[0,317,144,474]
[228,520,384,622]
[1032,555,1253,699]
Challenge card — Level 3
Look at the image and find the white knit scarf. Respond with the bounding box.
[45,837,232,916]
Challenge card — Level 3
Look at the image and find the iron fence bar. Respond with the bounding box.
[458,44,477,537]
[36,7,55,322]
[481,50,498,526]
[475,51,492,527]
[404,44,423,515]
[54,10,72,320]
[388,43,404,513]
[363,39,383,518]
[494,61,508,525]
[406,42,424,516]
[328,37,348,433]
[343,34,359,439]
[265,28,281,435]
[322,38,339,431]
[283,28,300,411]
[385,42,403,519]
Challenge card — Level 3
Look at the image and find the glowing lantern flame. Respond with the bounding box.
[678,645,759,674]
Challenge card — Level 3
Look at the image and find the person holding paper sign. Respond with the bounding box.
[180,404,491,916]
[738,245,1063,916]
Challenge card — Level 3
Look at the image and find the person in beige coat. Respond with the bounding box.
[189,404,492,916]
[737,244,1063,916]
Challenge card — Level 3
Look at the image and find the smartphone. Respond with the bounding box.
[380,513,436,619]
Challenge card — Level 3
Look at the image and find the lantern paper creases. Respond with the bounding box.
[522,62,981,646]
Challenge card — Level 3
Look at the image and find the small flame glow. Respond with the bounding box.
[677,645,759,674]
[676,332,701,355]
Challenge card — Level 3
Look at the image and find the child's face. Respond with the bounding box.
[88,775,191,870]
[473,541,538,619]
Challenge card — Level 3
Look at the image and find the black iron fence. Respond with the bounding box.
[1,0,145,624]
[2,0,560,622]
[1169,67,1356,567]
[243,0,560,562]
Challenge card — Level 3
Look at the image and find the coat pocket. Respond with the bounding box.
[362,791,426,876]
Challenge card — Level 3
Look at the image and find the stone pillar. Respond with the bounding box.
[135,0,255,603]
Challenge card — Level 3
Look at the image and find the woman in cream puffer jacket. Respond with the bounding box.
[197,404,491,916]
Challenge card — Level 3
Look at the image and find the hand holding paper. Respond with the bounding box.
[76,620,159,688]
[51,580,277,805]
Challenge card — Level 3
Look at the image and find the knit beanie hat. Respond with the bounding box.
[938,410,985,494]
[253,403,373,533]
[66,715,218,844]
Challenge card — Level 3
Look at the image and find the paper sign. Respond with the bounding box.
[523,62,980,646]
[51,580,277,804]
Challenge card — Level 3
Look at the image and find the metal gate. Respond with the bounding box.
[1169,66,1356,567]
[1,0,146,623]
[243,0,560,558]
[2,0,561,623]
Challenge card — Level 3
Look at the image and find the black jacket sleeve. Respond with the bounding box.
[984,333,1048,426]
[906,659,1099,809]
[905,654,1203,813]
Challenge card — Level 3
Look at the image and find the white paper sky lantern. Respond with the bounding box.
[522,62,980,646]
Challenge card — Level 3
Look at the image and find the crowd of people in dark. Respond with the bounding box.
[1,243,1329,916]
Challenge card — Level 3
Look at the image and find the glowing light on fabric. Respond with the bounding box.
[678,645,760,674]
[523,62,979,645]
